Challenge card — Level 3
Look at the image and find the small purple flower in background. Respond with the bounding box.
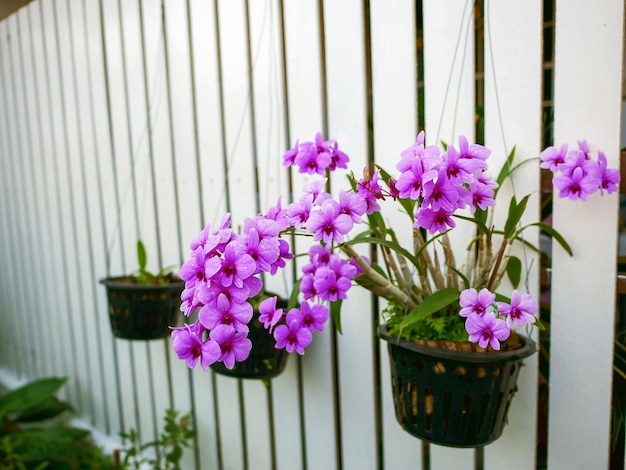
[259,296,284,333]
[456,135,490,171]
[546,140,619,200]
[296,301,329,332]
[274,320,313,354]
[465,311,510,350]
[294,141,331,175]
[328,143,349,171]
[395,157,429,200]
[237,227,280,274]
[496,290,538,327]
[459,288,496,318]
[357,169,384,214]
[171,322,220,371]
[337,190,367,223]
[421,170,459,212]
[415,207,456,234]
[540,143,568,172]
[287,196,313,229]
[597,151,620,195]
[218,244,257,288]
[282,139,299,166]
[283,132,350,175]
[313,266,352,302]
[553,166,600,201]
[306,199,354,244]
[210,324,252,369]
[198,293,252,332]
[468,179,496,213]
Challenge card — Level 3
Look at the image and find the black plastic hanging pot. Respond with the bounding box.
[211,295,289,380]
[100,277,184,340]
[378,323,536,448]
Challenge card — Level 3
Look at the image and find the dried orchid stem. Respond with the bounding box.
[432,250,446,290]
[381,243,409,294]
[395,251,423,303]
[493,243,513,289]
[487,237,510,291]
[413,229,445,291]
[440,233,458,290]
[342,245,416,309]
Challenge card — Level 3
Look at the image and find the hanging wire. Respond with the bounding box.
[484,0,534,297]
[104,10,167,272]
[434,0,473,145]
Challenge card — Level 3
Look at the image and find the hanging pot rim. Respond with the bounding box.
[100,276,185,291]
[378,322,536,364]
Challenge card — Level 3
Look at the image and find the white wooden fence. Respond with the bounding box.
[0,0,623,469]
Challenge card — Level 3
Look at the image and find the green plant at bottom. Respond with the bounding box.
[116,409,195,470]
[0,376,114,469]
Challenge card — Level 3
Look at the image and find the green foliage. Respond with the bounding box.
[118,409,195,470]
[399,288,461,330]
[131,240,177,285]
[384,302,469,343]
[0,377,115,469]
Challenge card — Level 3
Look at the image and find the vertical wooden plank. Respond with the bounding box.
[482,0,541,468]
[368,1,423,468]
[422,1,475,467]
[548,1,623,468]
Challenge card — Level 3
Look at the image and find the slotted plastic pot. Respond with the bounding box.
[211,295,289,380]
[100,277,184,340]
[378,323,536,447]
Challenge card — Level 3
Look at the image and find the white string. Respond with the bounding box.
[434,0,474,145]
[485,0,534,296]
[106,15,166,269]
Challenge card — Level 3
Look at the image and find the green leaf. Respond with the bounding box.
[14,397,73,423]
[518,221,573,256]
[503,194,530,239]
[495,146,517,188]
[454,213,490,237]
[167,444,183,463]
[330,300,343,334]
[399,288,460,329]
[341,237,421,271]
[137,240,148,271]
[534,317,547,330]
[288,278,302,310]
[0,378,67,420]
[506,256,522,289]
[447,264,470,289]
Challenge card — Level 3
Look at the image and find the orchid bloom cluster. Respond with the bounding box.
[459,288,538,350]
[390,132,496,234]
[171,134,363,370]
[540,139,620,200]
[171,131,620,369]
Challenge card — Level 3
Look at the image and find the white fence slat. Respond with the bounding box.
[483,0,542,467]
[323,0,377,468]
[0,19,26,380]
[369,0,423,468]
[548,0,624,468]
[280,1,335,469]
[423,1,475,467]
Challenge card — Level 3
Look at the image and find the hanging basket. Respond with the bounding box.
[210,296,289,380]
[100,277,184,340]
[378,323,536,448]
